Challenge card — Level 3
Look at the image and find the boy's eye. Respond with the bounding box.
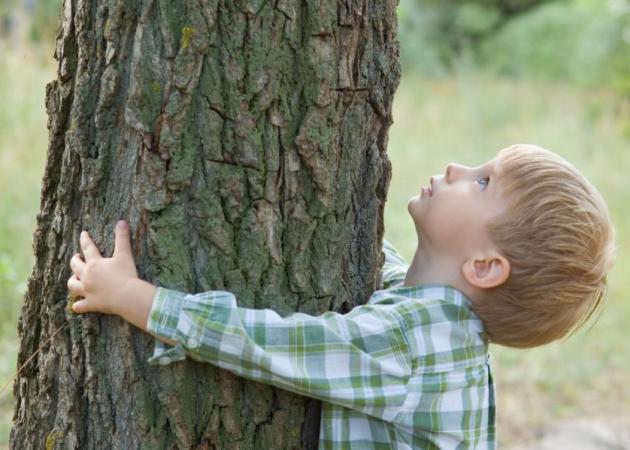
[477,176,490,188]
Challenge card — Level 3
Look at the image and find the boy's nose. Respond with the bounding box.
[446,163,463,182]
[446,163,474,183]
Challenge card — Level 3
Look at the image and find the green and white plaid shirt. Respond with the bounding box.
[147,240,496,449]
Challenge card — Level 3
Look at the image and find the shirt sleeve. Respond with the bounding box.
[146,286,413,421]
[381,239,409,289]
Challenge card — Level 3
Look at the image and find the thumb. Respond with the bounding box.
[113,220,132,258]
[72,299,89,314]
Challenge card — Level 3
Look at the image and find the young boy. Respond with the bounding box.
[67,144,615,448]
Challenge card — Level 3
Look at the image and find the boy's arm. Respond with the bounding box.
[145,286,413,421]
[114,278,177,347]
[67,221,412,421]
[381,239,409,289]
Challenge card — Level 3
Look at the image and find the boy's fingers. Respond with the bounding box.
[113,220,132,258]
[69,253,86,278]
[80,230,101,260]
[72,299,89,314]
[67,274,85,297]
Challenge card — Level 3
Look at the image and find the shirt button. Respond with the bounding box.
[188,337,199,348]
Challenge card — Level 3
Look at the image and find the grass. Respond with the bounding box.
[1,42,629,447]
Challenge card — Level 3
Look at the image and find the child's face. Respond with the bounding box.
[407,153,509,260]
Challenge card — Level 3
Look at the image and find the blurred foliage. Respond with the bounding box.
[480,1,629,85]
[0,0,61,43]
[0,254,20,334]
[398,0,559,72]
[398,0,630,134]
[28,0,62,42]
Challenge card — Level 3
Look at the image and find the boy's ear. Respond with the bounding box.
[462,253,510,289]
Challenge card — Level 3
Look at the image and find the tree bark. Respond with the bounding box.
[10,1,399,449]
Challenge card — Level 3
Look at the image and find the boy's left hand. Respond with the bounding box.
[67,220,139,316]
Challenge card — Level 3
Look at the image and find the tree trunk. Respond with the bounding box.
[10,1,399,448]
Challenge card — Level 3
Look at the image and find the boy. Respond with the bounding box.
[67,144,615,448]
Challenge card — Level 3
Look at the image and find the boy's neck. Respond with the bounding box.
[404,240,478,303]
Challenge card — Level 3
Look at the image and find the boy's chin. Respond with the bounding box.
[407,199,424,233]
[407,195,423,215]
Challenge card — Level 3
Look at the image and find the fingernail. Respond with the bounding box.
[118,220,127,229]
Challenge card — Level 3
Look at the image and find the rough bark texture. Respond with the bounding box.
[11,1,399,449]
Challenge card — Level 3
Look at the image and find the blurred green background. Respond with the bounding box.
[0,0,628,447]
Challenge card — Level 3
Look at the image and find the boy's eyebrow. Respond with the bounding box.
[489,160,504,196]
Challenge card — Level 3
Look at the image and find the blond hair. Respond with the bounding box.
[473,144,616,348]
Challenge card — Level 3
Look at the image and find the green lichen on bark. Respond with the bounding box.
[45,431,63,450]
[180,26,195,49]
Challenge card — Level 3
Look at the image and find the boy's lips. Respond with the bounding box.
[421,177,434,197]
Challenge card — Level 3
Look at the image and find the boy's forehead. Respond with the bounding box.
[490,157,504,178]
[480,155,504,179]
[485,155,509,197]
[491,156,518,203]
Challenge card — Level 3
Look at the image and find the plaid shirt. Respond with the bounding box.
[147,240,496,449]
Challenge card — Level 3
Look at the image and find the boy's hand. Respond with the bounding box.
[67,220,139,316]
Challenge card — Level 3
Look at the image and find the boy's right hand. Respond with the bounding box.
[67,220,141,317]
